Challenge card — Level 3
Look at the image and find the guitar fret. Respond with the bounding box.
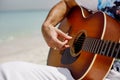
[110,42,117,58]
[102,41,110,56]
[94,39,101,53]
[83,38,97,53]
[82,38,88,51]
[97,40,104,54]
[90,39,95,53]
[104,41,111,57]
[83,38,90,52]
[104,41,110,56]
[108,42,115,57]
[115,43,120,59]
[112,43,119,58]
[82,40,85,50]
[85,38,90,52]
[84,38,90,52]
[89,38,95,53]
[117,46,120,59]
[87,38,91,51]
[99,40,106,55]
[106,41,113,57]
[91,39,98,53]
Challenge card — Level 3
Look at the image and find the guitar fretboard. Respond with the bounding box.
[82,37,120,59]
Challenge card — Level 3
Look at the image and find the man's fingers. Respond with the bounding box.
[53,38,69,50]
[55,28,72,40]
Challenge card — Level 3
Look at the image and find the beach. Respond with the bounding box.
[0,10,50,65]
[0,31,49,65]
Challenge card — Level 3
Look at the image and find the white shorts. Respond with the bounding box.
[0,61,120,80]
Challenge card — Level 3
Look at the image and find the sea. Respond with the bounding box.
[0,10,49,44]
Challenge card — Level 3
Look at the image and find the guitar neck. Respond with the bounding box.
[81,37,120,59]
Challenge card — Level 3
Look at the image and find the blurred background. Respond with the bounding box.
[0,0,60,41]
[0,0,97,65]
[0,0,60,64]
[0,0,59,10]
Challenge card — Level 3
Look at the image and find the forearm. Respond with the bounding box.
[42,0,77,27]
[41,0,76,50]
[43,1,68,27]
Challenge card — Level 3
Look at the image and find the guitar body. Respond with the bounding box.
[47,6,120,80]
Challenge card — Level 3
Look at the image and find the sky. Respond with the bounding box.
[0,0,60,11]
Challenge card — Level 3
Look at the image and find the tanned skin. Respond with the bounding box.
[42,0,78,50]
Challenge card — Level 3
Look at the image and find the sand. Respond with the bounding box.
[0,32,49,65]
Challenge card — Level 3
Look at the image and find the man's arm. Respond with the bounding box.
[42,0,77,50]
[42,0,77,27]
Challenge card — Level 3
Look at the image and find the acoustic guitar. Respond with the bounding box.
[47,6,120,80]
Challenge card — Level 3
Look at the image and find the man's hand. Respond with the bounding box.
[42,24,72,50]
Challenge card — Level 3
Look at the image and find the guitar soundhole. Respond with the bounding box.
[71,32,86,57]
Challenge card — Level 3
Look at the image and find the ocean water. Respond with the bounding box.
[0,10,49,43]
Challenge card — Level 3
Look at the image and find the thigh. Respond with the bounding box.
[0,61,74,80]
